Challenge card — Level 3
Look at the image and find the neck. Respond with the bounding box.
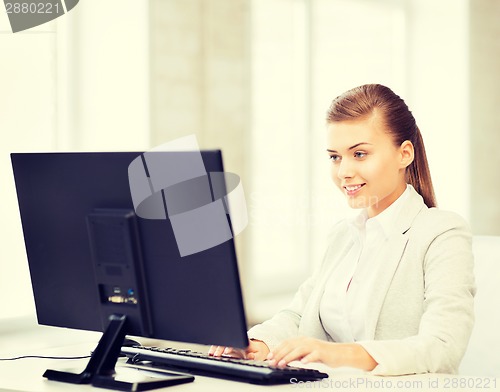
[367,183,407,218]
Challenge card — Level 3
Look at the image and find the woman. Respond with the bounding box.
[209,84,475,376]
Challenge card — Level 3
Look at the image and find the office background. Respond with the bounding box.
[1,0,499,326]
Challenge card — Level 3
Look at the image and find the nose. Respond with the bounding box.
[336,158,354,180]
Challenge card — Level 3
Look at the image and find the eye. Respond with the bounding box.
[329,154,341,162]
[354,151,367,159]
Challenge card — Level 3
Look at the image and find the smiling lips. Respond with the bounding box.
[344,184,365,196]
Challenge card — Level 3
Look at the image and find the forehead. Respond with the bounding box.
[327,113,391,150]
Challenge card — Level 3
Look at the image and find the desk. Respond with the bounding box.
[0,321,497,392]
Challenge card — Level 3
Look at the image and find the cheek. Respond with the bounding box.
[362,161,385,181]
[363,157,401,189]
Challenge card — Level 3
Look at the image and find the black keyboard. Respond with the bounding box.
[121,345,329,385]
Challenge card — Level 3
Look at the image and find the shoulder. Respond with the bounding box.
[407,207,473,263]
[411,207,471,236]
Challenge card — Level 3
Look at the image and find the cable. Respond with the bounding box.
[0,354,91,361]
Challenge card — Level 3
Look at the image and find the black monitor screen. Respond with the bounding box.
[11,151,249,350]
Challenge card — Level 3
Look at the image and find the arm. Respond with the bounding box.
[268,212,475,375]
[268,338,378,370]
[358,213,475,375]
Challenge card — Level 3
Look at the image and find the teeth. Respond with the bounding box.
[345,185,362,191]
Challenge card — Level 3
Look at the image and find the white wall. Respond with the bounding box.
[0,12,57,318]
[469,0,500,235]
[405,0,469,217]
[57,0,150,151]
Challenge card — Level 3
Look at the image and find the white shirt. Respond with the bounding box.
[319,185,412,342]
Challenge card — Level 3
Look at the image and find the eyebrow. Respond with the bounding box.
[326,142,373,153]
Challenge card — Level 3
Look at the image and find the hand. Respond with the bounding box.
[267,336,329,368]
[208,339,270,360]
[267,336,377,371]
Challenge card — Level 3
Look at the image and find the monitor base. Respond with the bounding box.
[43,314,194,391]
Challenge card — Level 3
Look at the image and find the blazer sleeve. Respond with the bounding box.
[358,211,476,375]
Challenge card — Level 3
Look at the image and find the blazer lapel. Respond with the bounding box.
[364,233,409,339]
[364,186,426,339]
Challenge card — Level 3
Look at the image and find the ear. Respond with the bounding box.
[399,140,414,169]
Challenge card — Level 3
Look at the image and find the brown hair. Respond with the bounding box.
[326,84,436,208]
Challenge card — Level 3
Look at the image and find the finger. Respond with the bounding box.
[247,341,270,361]
[251,349,269,361]
[300,351,320,364]
[268,340,296,364]
[277,346,310,368]
[222,347,246,359]
[212,346,226,357]
[209,346,224,356]
[267,349,281,365]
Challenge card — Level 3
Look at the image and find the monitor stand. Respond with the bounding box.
[43,314,194,391]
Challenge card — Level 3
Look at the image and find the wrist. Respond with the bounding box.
[249,338,269,350]
[342,343,377,371]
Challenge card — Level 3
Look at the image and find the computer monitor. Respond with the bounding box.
[10,151,249,390]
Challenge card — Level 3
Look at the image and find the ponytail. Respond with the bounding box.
[406,127,436,207]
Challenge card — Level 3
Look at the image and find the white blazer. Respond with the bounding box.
[248,186,476,376]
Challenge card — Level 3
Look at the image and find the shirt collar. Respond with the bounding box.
[348,184,412,240]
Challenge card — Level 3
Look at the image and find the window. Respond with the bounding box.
[0,15,57,318]
[0,0,149,319]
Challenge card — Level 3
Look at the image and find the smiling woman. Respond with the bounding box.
[326,84,436,214]
[326,115,413,216]
[211,84,476,377]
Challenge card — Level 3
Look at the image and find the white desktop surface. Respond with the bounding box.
[0,320,497,392]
